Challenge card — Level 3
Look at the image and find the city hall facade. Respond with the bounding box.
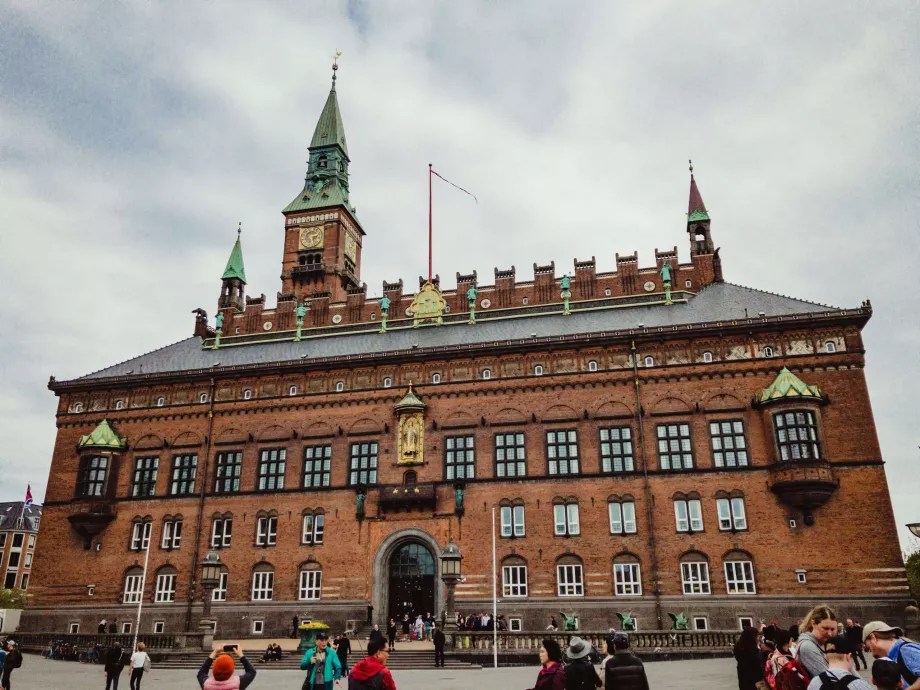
[24,69,909,638]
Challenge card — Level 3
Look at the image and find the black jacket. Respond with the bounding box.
[104,648,127,674]
[603,651,650,690]
[433,630,446,649]
[369,629,385,645]
[734,648,765,690]
[337,637,351,662]
[563,659,601,690]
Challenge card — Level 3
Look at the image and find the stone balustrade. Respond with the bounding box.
[13,632,204,653]
[448,630,741,654]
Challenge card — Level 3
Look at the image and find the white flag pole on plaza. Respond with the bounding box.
[492,506,498,668]
[133,523,152,651]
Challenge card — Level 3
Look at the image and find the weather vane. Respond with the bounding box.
[332,50,342,71]
[237,221,242,237]
[689,159,694,174]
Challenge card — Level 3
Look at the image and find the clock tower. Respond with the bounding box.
[281,63,364,303]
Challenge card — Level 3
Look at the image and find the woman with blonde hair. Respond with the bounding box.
[795,605,838,678]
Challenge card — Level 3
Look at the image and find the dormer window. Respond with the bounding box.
[534,365,544,376]
[762,346,774,358]
[335,381,344,392]
[156,397,165,407]
[432,373,441,384]
[702,351,713,363]
[825,341,837,353]
[644,356,654,367]
[243,389,252,400]
[289,385,298,396]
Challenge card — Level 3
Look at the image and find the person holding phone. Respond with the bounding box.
[299,632,342,690]
[197,643,256,690]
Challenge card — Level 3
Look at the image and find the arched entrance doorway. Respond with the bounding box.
[387,542,436,624]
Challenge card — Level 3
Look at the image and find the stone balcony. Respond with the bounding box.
[67,501,117,549]
[767,461,838,525]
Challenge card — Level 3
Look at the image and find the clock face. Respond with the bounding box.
[344,231,357,261]
[299,226,324,250]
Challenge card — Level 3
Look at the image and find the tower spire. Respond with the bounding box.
[686,160,715,259]
[687,159,709,222]
[219,223,247,311]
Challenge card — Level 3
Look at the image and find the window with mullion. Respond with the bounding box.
[251,571,274,600]
[502,565,528,597]
[774,411,821,461]
[299,569,322,600]
[500,504,525,537]
[681,561,711,594]
[348,442,379,486]
[716,498,747,531]
[445,435,476,480]
[256,516,277,547]
[211,518,232,548]
[212,571,228,601]
[709,420,748,468]
[674,499,703,533]
[123,574,143,603]
[546,429,580,475]
[161,520,182,550]
[302,513,325,545]
[609,501,637,535]
[76,455,108,498]
[599,427,634,473]
[554,503,580,537]
[494,433,526,477]
[303,445,332,488]
[130,521,152,551]
[131,457,159,497]
[258,448,286,491]
[556,563,584,596]
[614,562,642,596]
[724,560,756,594]
[154,573,176,602]
[657,423,693,470]
[214,451,242,493]
[170,455,198,496]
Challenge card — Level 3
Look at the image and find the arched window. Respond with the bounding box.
[556,555,584,597]
[255,511,278,547]
[501,555,528,597]
[156,396,165,407]
[702,351,713,363]
[251,563,275,601]
[552,498,580,537]
[608,495,637,535]
[161,515,183,550]
[335,381,344,392]
[199,393,209,403]
[130,518,152,551]
[482,369,491,380]
[762,346,774,358]
[673,492,703,533]
[123,567,144,603]
[716,492,747,532]
[644,356,654,367]
[613,553,642,596]
[680,552,711,595]
[302,509,325,545]
[154,565,178,603]
[499,499,525,538]
[115,400,124,411]
[588,360,598,372]
[534,364,544,376]
[243,389,252,400]
[289,385,298,396]
[723,551,756,594]
[318,155,327,169]
[403,470,417,486]
[432,373,441,384]
[72,402,84,413]
[299,562,322,600]
[383,377,392,388]
[825,341,837,353]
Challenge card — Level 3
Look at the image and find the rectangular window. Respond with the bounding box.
[717,498,747,531]
[0,534,6,549]
[131,521,152,551]
[153,621,165,634]
[302,514,325,545]
[693,617,709,631]
[556,563,584,596]
[445,436,476,480]
[258,448,287,491]
[8,553,19,568]
[546,429,580,475]
[599,427,634,473]
[494,433,526,477]
[502,565,528,597]
[256,516,277,547]
[724,561,756,594]
[739,617,755,630]
[554,504,580,537]
[28,534,35,549]
[303,445,332,488]
[131,457,159,497]
[500,505,525,537]
[24,553,32,568]
[681,562,711,595]
[214,451,242,493]
[211,518,232,549]
[212,571,229,602]
[774,411,821,461]
[674,499,703,532]
[348,442,379,486]
[122,622,132,634]
[12,534,22,549]
[251,571,274,601]
[76,455,108,497]
[299,570,323,600]
[170,455,198,496]
[509,618,522,632]
[609,501,637,535]
[614,563,642,596]
[123,574,143,603]
[161,520,182,550]
[69,623,80,634]
[252,620,265,634]
[710,420,748,467]
[154,573,176,603]
[657,423,693,470]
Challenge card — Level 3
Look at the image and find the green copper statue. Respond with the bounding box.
[668,612,689,631]
[356,491,366,520]
[466,285,477,324]
[455,486,464,513]
[559,612,578,631]
[294,302,308,341]
[379,295,390,333]
[616,612,636,631]
[660,263,673,306]
[212,312,224,350]
[560,275,572,315]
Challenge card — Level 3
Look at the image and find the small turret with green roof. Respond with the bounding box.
[78,419,127,450]
[219,224,247,312]
[756,367,824,405]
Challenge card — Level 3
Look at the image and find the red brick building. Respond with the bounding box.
[23,70,909,638]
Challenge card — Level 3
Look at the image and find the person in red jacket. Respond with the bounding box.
[348,640,396,690]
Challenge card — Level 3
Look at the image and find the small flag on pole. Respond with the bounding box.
[428,165,478,281]
[24,485,33,509]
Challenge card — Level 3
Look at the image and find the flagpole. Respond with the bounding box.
[133,524,152,651]
[492,506,498,668]
[428,163,433,282]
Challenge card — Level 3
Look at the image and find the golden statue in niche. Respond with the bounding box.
[395,384,426,465]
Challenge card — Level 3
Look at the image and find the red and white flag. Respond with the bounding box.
[24,485,33,508]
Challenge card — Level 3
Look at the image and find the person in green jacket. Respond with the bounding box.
[300,632,343,690]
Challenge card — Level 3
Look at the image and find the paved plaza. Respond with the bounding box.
[8,655,879,689]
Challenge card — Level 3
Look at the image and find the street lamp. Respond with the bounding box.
[440,538,463,631]
[200,549,222,619]
[908,523,920,539]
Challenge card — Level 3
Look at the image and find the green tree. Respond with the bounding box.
[0,588,26,609]
[906,551,920,605]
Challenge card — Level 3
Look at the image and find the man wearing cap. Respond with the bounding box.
[863,621,920,689]
[564,637,601,689]
[602,633,649,690]
[805,634,872,690]
[300,632,343,690]
[197,643,256,690]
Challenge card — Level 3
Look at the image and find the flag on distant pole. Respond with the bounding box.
[24,484,33,509]
[428,164,478,281]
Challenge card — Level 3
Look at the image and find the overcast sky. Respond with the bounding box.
[2,2,918,547]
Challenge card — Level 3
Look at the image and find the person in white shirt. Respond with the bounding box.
[129,642,150,690]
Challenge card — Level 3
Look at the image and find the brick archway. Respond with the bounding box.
[371,528,445,628]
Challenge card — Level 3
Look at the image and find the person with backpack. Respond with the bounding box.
[871,658,904,690]
[300,632,342,690]
[563,637,601,690]
[129,642,150,690]
[2,640,22,690]
[863,621,920,689]
[104,642,128,690]
[734,626,766,690]
[766,630,795,689]
[805,634,872,690]
[348,639,396,690]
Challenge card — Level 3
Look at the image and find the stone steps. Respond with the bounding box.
[153,650,480,671]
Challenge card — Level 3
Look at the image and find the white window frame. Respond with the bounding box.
[762,346,774,358]
[251,571,274,601]
[335,381,344,392]
[121,622,133,634]
[199,393,209,403]
[153,621,165,634]
[211,518,232,549]
[69,622,80,634]
[154,573,176,603]
[123,574,144,603]
[500,505,525,538]
[482,369,491,380]
[556,563,584,596]
[73,403,84,413]
[302,513,325,545]
[534,364,544,376]
[161,520,182,550]
[693,616,708,631]
[24,552,32,568]
[724,560,757,594]
[432,373,441,384]
[115,400,124,410]
[509,617,523,632]
[502,564,528,597]
[609,501,637,535]
[613,562,642,596]
[131,521,152,551]
[674,499,703,532]
[289,385,298,396]
[28,534,36,549]
[716,498,747,531]
[256,516,277,547]
[299,569,323,600]
[212,571,228,602]
[738,617,755,630]
[553,503,580,537]
[685,279,692,288]
[156,396,165,407]
[243,389,252,400]
[796,570,807,584]
[383,377,392,388]
[681,561,711,595]
[644,356,654,367]
[825,341,837,353]
[702,351,713,363]
[252,620,265,634]
[588,360,598,372]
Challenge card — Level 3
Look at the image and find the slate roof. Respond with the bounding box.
[0,502,43,533]
[71,283,847,383]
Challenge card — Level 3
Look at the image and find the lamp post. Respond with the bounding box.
[200,549,222,619]
[908,523,920,539]
[440,538,462,631]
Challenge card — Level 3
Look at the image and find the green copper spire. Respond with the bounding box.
[221,225,247,284]
[756,367,823,404]
[310,65,349,157]
[78,419,127,450]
